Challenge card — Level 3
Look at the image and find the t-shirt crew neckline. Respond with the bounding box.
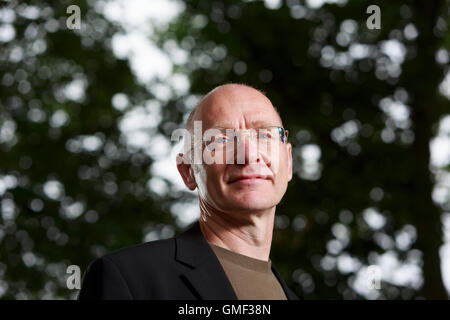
[208,242,272,273]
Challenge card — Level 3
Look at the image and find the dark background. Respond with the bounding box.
[1,0,449,299]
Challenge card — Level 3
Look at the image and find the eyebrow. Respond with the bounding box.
[212,120,279,129]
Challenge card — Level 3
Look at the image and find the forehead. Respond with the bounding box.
[195,87,282,130]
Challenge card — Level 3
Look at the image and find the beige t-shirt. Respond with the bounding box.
[209,243,287,300]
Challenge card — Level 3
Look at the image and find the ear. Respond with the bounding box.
[287,143,293,182]
[176,153,197,190]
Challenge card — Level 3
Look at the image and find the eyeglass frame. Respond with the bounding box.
[188,126,289,153]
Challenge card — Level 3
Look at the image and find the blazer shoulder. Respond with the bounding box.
[100,237,176,266]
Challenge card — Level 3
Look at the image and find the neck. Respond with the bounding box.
[198,197,276,261]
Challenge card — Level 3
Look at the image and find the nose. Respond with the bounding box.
[234,132,260,165]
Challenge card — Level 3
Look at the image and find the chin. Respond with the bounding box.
[227,193,278,212]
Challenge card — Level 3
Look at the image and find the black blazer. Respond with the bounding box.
[78,220,300,300]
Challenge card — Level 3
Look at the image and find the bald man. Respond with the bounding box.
[78,84,300,300]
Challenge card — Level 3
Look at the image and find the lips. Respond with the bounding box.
[228,174,272,184]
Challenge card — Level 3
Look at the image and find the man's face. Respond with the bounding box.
[181,86,292,215]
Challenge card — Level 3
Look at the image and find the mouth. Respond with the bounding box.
[228,175,272,184]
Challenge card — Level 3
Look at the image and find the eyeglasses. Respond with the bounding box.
[202,126,288,152]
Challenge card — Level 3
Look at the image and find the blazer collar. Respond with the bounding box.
[175,220,238,299]
[175,220,298,300]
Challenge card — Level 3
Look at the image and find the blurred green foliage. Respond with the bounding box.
[0,0,449,299]
[0,0,179,299]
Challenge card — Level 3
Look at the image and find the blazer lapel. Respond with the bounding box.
[271,263,300,300]
[175,220,300,300]
[175,220,238,300]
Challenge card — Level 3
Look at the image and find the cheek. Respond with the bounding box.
[269,150,288,177]
[192,165,208,197]
[273,157,290,190]
[200,165,227,195]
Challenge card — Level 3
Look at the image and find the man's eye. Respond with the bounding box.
[209,136,228,146]
[259,132,271,139]
[216,136,228,143]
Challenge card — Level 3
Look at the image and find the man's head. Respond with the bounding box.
[177,83,292,214]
